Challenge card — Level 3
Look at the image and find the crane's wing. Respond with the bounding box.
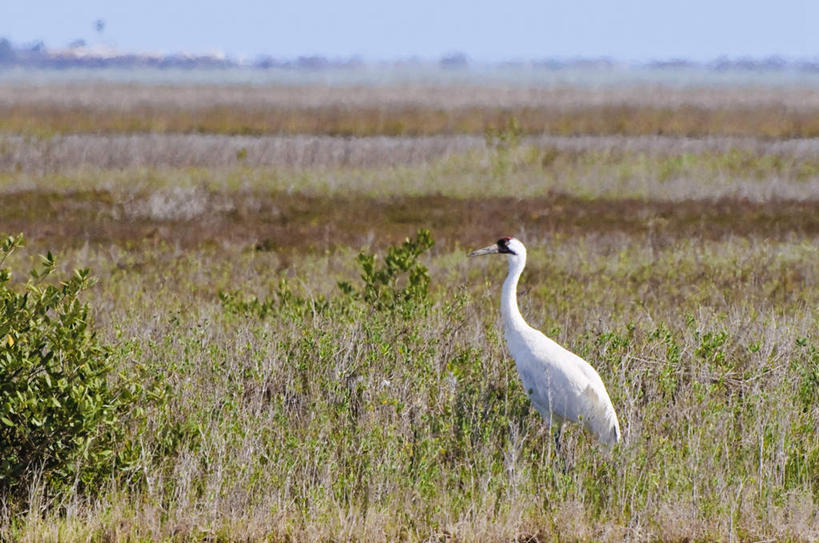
[511,328,621,446]
[579,381,621,447]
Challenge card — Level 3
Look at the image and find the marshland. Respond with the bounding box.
[0,76,817,541]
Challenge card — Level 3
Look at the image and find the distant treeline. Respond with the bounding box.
[1,37,819,72]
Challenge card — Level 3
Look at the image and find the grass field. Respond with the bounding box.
[0,81,818,542]
[3,83,819,138]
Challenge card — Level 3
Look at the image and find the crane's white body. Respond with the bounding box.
[471,237,621,447]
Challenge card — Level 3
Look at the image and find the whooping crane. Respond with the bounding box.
[469,237,621,447]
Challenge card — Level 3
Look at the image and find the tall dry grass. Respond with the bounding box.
[3,83,819,137]
[3,133,819,173]
[2,134,818,205]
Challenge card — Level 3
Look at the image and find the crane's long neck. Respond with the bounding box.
[501,255,530,334]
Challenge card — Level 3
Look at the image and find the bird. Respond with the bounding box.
[469,237,621,448]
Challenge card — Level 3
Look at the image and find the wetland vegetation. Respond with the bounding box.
[0,80,817,542]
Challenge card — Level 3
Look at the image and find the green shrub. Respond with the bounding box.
[220,277,331,321]
[338,228,434,315]
[222,230,434,321]
[0,234,127,496]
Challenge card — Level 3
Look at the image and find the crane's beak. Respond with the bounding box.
[468,244,499,257]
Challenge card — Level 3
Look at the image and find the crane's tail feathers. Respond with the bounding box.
[581,385,622,447]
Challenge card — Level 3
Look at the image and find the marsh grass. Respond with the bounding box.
[3,83,819,138]
[1,81,818,541]
[2,135,818,205]
[0,232,817,542]
[2,133,818,253]
[5,102,819,139]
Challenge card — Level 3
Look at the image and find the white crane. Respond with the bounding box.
[469,237,621,447]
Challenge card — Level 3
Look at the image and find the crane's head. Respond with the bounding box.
[468,237,527,261]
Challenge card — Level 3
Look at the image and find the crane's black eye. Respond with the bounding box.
[497,237,516,254]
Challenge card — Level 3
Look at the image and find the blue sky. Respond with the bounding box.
[1,0,817,61]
